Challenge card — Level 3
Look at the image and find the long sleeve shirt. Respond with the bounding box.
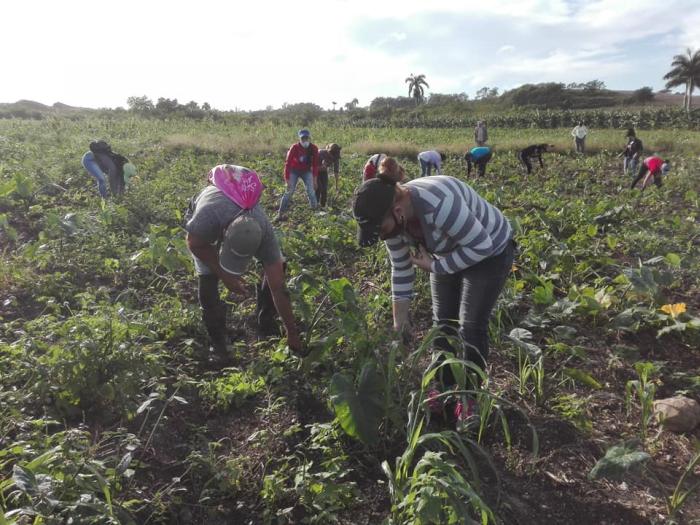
[385,176,512,301]
[417,150,442,173]
[284,143,319,181]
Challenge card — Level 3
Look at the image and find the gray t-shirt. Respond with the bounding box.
[185,185,282,266]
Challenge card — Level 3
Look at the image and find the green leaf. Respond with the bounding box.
[588,441,650,480]
[564,368,602,390]
[330,362,385,445]
[12,465,37,494]
[665,253,681,268]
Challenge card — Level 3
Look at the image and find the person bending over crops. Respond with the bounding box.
[352,165,515,431]
[185,168,304,362]
[81,140,135,198]
[276,129,319,220]
[363,153,387,181]
[417,150,445,177]
[619,128,643,176]
[518,144,552,174]
[630,156,670,191]
[464,146,493,177]
[474,120,488,146]
[571,122,588,153]
[316,143,342,207]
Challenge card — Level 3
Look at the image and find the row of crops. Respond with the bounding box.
[334,107,700,130]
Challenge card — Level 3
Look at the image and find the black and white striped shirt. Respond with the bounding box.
[386,176,512,300]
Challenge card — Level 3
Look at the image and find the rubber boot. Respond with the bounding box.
[202,303,229,361]
[256,277,280,337]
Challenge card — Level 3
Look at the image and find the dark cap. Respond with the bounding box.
[352,178,396,247]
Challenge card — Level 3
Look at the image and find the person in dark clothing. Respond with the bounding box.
[620,129,644,176]
[630,156,670,190]
[518,144,552,174]
[316,143,341,207]
[464,146,493,177]
[81,140,134,198]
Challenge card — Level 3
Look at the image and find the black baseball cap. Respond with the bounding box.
[352,178,396,247]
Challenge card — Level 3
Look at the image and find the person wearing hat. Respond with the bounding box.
[277,129,319,220]
[185,183,304,361]
[464,146,493,177]
[630,155,670,190]
[352,163,515,429]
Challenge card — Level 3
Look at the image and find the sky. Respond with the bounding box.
[2,0,699,111]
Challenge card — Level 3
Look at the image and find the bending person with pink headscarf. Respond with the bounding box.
[185,165,306,362]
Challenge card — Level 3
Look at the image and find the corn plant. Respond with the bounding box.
[508,329,546,404]
[625,362,658,440]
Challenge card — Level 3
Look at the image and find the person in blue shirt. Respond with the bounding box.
[464,146,493,177]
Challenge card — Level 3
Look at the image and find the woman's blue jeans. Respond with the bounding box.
[278,171,317,213]
[81,151,108,198]
[430,240,516,386]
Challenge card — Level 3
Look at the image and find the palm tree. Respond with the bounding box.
[332,101,337,111]
[663,48,700,112]
[344,98,359,110]
[405,74,429,105]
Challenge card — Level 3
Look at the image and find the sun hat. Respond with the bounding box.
[220,214,263,275]
[352,178,397,247]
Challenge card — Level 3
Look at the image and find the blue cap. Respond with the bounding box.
[298,129,310,138]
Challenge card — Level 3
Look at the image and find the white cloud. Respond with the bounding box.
[0,0,698,108]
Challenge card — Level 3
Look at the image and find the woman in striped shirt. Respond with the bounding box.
[353,161,515,425]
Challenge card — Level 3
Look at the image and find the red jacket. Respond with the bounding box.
[644,156,663,174]
[284,142,319,181]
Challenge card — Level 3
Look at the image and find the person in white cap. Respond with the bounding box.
[185,182,304,361]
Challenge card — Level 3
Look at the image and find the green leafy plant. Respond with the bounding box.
[625,362,659,440]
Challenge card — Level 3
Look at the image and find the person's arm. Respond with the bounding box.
[416,203,498,275]
[312,146,320,179]
[284,146,293,183]
[263,258,303,354]
[434,153,442,174]
[538,153,544,168]
[385,237,415,331]
[333,155,340,191]
[186,232,247,295]
[571,127,577,137]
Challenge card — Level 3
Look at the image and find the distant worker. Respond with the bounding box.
[81,140,135,198]
[571,121,588,153]
[630,156,670,191]
[316,143,342,207]
[417,150,445,177]
[277,129,319,221]
[619,128,643,176]
[464,146,493,177]
[363,153,387,181]
[474,120,488,146]
[185,164,305,361]
[518,144,552,174]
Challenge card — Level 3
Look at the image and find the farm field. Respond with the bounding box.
[1,116,700,524]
